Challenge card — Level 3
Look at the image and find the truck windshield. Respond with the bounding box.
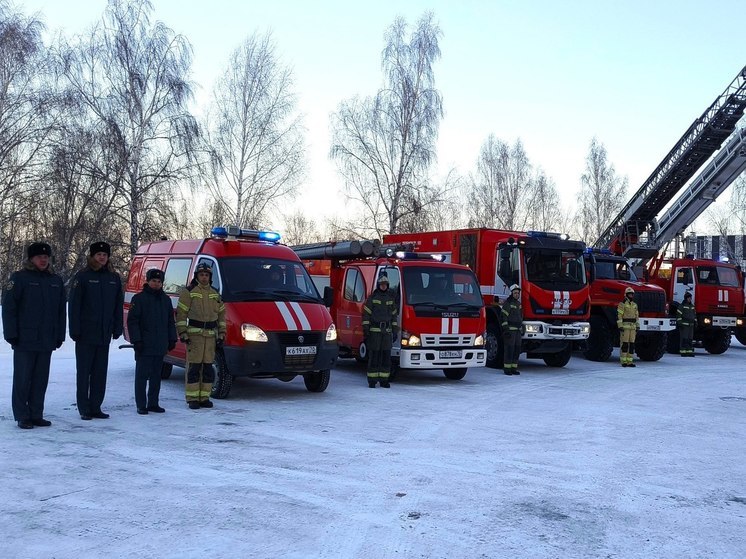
[402,266,483,308]
[594,258,638,281]
[524,249,586,290]
[218,257,322,303]
[696,265,740,287]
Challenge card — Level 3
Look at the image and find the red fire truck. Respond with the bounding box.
[583,248,674,362]
[294,241,487,380]
[124,226,338,398]
[383,229,591,369]
[646,255,744,354]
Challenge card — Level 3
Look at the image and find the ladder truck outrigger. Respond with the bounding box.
[593,65,746,355]
[293,239,487,381]
[382,229,591,370]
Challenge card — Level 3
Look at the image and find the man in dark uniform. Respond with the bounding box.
[501,284,523,375]
[362,273,399,388]
[677,291,696,357]
[2,242,66,429]
[127,268,177,414]
[69,241,124,420]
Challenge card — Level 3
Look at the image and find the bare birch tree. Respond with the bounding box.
[330,12,443,237]
[576,137,628,244]
[58,0,199,254]
[202,32,304,229]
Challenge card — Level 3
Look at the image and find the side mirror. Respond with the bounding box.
[323,286,333,307]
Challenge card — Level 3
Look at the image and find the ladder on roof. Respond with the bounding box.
[594,65,746,256]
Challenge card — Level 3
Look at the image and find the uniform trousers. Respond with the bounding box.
[12,350,52,421]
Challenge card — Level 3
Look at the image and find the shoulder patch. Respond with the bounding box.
[4,280,13,291]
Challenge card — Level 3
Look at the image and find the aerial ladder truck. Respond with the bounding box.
[593,65,746,355]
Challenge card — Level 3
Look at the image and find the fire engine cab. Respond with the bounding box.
[124,226,338,398]
[295,241,487,380]
[383,229,591,369]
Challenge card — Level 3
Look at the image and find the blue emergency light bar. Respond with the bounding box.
[584,247,612,255]
[389,250,445,262]
[210,226,281,243]
[526,230,569,240]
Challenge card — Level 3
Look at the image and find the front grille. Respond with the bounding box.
[276,331,321,345]
[421,334,474,347]
[547,325,582,336]
[635,290,666,313]
[283,354,317,368]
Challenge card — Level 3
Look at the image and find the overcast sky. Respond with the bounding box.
[18,0,746,229]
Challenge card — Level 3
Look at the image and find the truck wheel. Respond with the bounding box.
[667,327,681,354]
[735,327,746,346]
[303,370,330,392]
[211,350,233,399]
[355,341,368,363]
[443,368,467,380]
[635,332,667,361]
[543,344,572,367]
[702,329,730,354]
[583,316,613,362]
[161,362,173,379]
[485,324,504,369]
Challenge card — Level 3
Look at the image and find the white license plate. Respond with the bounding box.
[286,346,317,356]
[439,350,461,359]
[647,325,660,331]
[552,309,570,315]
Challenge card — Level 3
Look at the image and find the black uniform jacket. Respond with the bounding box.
[127,284,177,356]
[2,262,66,352]
[68,262,124,345]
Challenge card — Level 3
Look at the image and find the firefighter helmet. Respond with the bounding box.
[377,272,389,285]
[195,262,213,275]
[683,290,692,299]
[624,287,635,295]
[509,284,521,292]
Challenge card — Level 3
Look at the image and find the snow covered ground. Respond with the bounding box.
[2,332,745,559]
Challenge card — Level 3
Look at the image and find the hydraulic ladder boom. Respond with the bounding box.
[594,66,746,257]
[654,126,746,250]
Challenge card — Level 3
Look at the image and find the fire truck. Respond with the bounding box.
[593,65,746,354]
[293,240,487,380]
[383,229,591,369]
[124,226,338,398]
[582,248,674,362]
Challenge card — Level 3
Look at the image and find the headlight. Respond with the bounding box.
[401,330,421,347]
[737,318,744,327]
[241,323,268,342]
[326,323,337,341]
[475,334,485,346]
[703,317,712,325]
[524,324,542,334]
[580,324,590,335]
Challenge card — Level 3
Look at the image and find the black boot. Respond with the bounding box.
[368,379,377,388]
[188,401,200,409]
[380,381,391,388]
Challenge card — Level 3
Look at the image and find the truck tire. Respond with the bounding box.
[702,329,730,355]
[583,315,614,362]
[667,327,681,354]
[161,362,173,379]
[635,332,667,361]
[355,341,368,363]
[735,327,746,346]
[543,344,572,367]
[443,368,467,380]
[485,323,504,369]
[303,370,330,392]
[211,350,233,399]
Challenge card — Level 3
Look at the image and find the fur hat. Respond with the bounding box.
[89,241,111,256]
[146,268,165,282]
[27,242,52,259]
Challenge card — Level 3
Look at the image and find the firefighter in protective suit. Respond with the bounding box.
[617,286,639,367]
[362,273,399,388]
[677,291,696,357]
[176,263,226,408]
[501,284,523,375]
